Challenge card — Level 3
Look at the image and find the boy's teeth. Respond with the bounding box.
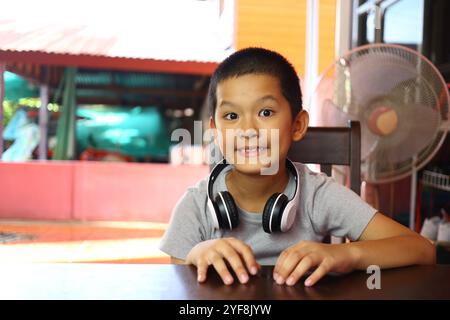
[237,147,268,151]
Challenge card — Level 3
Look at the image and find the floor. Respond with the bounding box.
[0,219,171,264]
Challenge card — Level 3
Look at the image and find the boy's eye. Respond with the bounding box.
[259,109,274,117]
[224,112,238,120]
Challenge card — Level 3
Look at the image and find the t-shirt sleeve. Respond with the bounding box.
[309,173,378,241]
[159,189,208,260]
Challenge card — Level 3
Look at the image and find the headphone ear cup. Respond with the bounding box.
[262,193,278,233]
[215,191,239,229]
[262,193,289,233]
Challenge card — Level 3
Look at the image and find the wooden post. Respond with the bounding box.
[39,67,49,160]
[38,84,49,160]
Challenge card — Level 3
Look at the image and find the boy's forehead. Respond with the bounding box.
[216,74,283,101]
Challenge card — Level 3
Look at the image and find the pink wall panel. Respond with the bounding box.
[72,162,208,222]
[0,161,208,222]
[0,162,73,220]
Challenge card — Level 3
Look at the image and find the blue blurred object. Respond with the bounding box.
[76,105,170,161]
[3,108,28,140]
[4,72,38,101]
[2,109,40,161]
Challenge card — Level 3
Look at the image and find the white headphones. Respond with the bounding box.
[206,158,300,233]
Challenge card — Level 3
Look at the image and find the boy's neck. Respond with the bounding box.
[225,162,290,213]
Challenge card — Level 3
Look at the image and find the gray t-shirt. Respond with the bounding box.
[159,162,377,265]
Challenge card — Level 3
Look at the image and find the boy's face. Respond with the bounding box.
[210,74,308,175]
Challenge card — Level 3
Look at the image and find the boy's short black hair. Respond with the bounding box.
[207,47,302,119]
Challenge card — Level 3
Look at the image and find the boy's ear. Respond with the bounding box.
[292,110,309,142]
[209,116,216,130]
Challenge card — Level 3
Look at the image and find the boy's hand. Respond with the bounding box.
[186,237,260,285]
[273,241,357,287]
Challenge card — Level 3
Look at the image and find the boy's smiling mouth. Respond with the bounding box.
[236,146,269,157]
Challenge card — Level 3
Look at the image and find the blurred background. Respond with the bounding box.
[0,0,449,263]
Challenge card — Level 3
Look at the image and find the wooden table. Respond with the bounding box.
[0,263,449,300]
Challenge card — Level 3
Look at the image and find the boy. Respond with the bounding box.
[160,47,435,287]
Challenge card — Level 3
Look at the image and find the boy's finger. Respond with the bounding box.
[226,238,259,275]
[285,255,317,286]
[218,246,249,284]
[211,256,234,285]
[196,260,208,283]
[274,253,302,285]
[273,250,289,277]
[304,261,330,287]
[274,249,309,283]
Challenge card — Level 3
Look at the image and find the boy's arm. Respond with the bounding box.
[273,212,436,287]
[170,257,186,264]
[349,212,436,269]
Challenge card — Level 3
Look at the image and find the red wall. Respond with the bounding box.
[0,161,208,223]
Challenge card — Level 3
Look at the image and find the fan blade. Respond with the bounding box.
[317,99,350,127]
[319,99,378,160]
[373,105,440,163]
[349,52,417,108]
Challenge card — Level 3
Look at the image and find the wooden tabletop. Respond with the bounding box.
[0,263,449,300]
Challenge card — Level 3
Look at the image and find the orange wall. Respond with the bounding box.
[318,0,336,75]
[234,0,337,78]
[235,0,307,77]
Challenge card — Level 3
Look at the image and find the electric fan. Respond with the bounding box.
[310,44,449,228]
[311,43,449,184]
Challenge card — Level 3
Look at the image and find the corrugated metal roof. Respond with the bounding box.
[0,0,234,72]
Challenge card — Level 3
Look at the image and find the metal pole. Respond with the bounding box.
[39,84,49,160]
[409,156,418,230]
[374,4,382,43]
[0,62,5,159]
[330,0,353,245]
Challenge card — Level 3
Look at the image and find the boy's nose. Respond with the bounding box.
[240,117,258,133]
[238,128,258,139]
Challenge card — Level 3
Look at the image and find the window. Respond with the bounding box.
[353,0,425,50]
[383,0,424,50]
